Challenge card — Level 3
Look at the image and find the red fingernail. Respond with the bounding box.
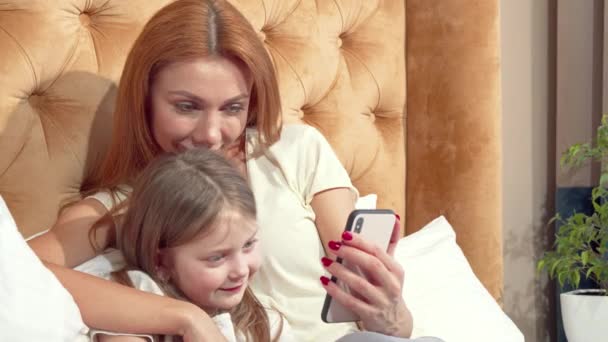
[321,257,333,267]
[395,213,401,221]
[328,241,342,251]
[342,231,353,241]
[320,276,330,286]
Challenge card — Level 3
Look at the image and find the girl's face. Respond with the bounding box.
[159,210,261,313]
[150,56,252,152]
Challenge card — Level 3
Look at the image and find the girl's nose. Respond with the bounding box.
[228,255,249,280]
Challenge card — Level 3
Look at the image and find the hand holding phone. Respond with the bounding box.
[321,209,397,323]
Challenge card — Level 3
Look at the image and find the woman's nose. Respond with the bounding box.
[192,113,222,148]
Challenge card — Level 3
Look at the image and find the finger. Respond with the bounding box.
[327,241,401,294]
[340,230,403,277]
[321,257,385,305]
[387,214,401,256]
[321,275,374,317]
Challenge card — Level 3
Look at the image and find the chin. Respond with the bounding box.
[217,293,246,311]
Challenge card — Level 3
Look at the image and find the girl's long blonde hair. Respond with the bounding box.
[114,149,280,341]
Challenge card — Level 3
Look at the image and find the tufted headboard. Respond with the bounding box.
[0,1,502,301]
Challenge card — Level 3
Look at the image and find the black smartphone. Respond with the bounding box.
[321,209,396,323]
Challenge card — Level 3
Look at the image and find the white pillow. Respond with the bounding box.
[0,196,89,341]
[355,194,377,209]
[395,216,523,342]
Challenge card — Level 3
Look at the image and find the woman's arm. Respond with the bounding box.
[46,262,227,342]
[28,198,113,267]
[96,334,150,342]
[310,187,355,254]
[27,199,226,341]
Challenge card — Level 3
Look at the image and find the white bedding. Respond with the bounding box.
[0,196,89,341]
[1,194,523,342]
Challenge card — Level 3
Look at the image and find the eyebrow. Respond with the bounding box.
[204,228,258,256]
[167,90,249,106]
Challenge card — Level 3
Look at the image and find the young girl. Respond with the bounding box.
[90,148,291,341]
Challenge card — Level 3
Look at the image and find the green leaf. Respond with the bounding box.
[537,260,545,273]
[573,271,581,288]
[586,266,596,279]
[600,173,608,187]
[550,259,561,277]
[581,251,589,266]
[558,272,566,287]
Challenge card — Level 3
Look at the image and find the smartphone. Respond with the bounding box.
[321,209,396,323]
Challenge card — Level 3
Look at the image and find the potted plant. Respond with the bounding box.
[537,115,608,342]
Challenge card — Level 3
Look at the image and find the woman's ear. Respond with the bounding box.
[156,248,172,283]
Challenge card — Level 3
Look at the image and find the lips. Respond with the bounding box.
[219,284,243,292]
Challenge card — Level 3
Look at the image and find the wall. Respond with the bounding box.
[502,0,608,340]
[500,0,555,341]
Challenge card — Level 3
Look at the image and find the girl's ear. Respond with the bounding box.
[156,248,172,283]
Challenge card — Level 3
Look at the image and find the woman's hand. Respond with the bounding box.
[176,302,229,342]
[320,216,413,338]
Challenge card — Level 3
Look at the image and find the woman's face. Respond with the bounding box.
[150,56,252,152]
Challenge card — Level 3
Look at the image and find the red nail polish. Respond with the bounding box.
[395,214,401,222]
[328,240,341,251]
[321,257,333,267]
[320,276,330,286]
[342,231,353,241]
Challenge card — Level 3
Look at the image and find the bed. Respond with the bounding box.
[0,0,504,339]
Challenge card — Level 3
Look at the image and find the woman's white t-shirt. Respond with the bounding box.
[87,124,359,341]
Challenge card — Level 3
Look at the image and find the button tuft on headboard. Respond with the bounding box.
[79,12,91,27]
[257,30,266,42]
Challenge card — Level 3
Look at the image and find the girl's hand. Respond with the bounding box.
[320,216,413,337]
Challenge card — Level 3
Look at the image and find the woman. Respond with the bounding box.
[28,0,412,340]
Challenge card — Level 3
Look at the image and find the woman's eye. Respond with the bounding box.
[226,104,244,114]
[174,101,196,113]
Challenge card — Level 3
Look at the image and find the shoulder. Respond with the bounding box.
[57,197,109,223]
[85,185,132,212]
[249,124,325,148]
[265,308,295,341]
[267,124,330,158]
[279,124,326,143]
[125,270,165,296]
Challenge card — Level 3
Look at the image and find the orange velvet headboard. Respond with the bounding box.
[0,0,502,301]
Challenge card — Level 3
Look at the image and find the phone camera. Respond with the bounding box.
[354,217,364,233]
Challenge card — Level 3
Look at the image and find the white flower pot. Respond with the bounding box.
[560,289,608,342]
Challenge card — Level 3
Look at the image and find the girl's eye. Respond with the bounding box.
[174,101,197,113]
[243,239,257,250]
[207,255,224,263]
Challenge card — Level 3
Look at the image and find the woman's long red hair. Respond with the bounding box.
[82,0,281,194]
